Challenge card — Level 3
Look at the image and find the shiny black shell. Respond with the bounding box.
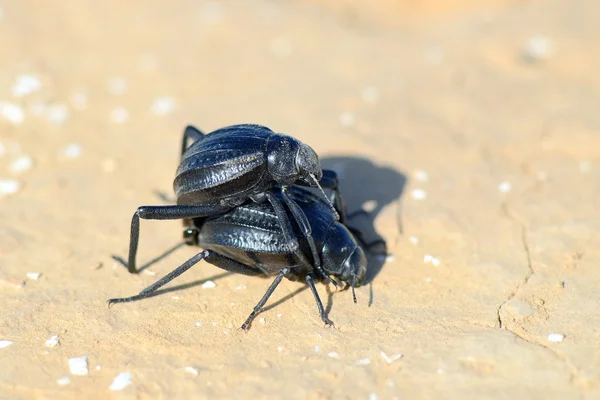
[174,124,275,207]
[196,187,336,280]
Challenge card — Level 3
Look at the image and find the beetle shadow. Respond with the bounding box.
[320,156,407,287]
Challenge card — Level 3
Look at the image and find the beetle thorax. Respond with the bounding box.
[266,134,304,185]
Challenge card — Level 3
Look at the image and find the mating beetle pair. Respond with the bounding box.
[108,124,368,329]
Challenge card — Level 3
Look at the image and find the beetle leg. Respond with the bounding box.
[265,191,338,288]
[180,125,205,159]
[278,189,339,287]
[127,204,230,274]
[306,274,335,327]
[295,169,346,223]
[241,267,290,331]
[108,249,264,306]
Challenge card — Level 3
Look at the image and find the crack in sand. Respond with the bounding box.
[497,204,582,392]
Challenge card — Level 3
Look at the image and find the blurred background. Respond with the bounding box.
[1,1,599,399]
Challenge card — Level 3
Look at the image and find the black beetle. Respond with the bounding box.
[108,185,367,329]
[125,124,342,286]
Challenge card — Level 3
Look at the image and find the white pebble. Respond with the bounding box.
[276,313,282,318]
[361,86,380,103]
[423,255,440,266]
[277,346,283,352]
[380,351,403,364]
[411,188,427,200]
[107,77,128,95]
[327,352,339,359]
[414,170,429,182]
[0,179,21,196]
[1,102,25,125]
[498,181,512,193]
[45,335,59,347]
[369,393,378,400]
[10,155,33,174]
[314,345,321,353]
[68,356,89,376]
[12,75,42,97]
[109,372,132,391]
[95,365,101,370]
[195,321,202,327]
[61,144,82,159]
[151,97,176,116]
[0,340,13,348]
[259,318,265,324]
[523,36,554,61]
[579,161,591,174]
[171,296,180,300]
[409,236,419,245]
[110,107,129,124]
[56,376,70,386]
[235,284,247,290]
[46,104,70,124]
[269,37,293,58]
[26,272,41,280]
[547,333,564,343]
[70,92,88,110]
[339,112,355,127]
[201,280,216,289]
[184,366,199,376]
[357,358,371,365]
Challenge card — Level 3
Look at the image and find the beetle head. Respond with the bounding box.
[295,144,323,184]
[267,135,322,185]
[321,222,367,291]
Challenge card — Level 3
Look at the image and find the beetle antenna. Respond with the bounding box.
[351,276,357,304]
[310,174,340,220]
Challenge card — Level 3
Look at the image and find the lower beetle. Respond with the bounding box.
[125,124,342,287]
[108,186,367,329]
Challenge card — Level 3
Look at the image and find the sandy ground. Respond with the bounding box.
[1,0,599,399]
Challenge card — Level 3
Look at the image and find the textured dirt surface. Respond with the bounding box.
[1,1,599,399]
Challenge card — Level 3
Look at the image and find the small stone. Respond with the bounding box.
[9,155,33,174]
[68,356,89,376]
[414,170,429,182]
[151,97,176,116]
[411,189,427,200]
[107,77,128,95]
[109,372,132,391]
[277,346,283,352]
[361,86,380,104]
[327,352,339,359]
[0,340,13,348]
[314,345,321,353]
[339,112,355,127]
[1,102,25,124]
[357,358,371,365]
[409,236,419,245]
[579,161,591,174]
[110,107,129,124]
[369,393,378,400]
[0,179,21,196]
[523,36,554,62]
[195,321,202,327]
[46,104,70,124]
[423,255,440,266]
[259,318,265,324]
[498,181,512,193]
[12,75,42,97]
[380,351,403,364]
[61,144,82,159]
[45,335,59,347]
[56,376,70,386]
[70,91,88,110]
[184,366,199,376]
[26,272,41,280]
[201,280,216,289]
[547,333,564,343]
